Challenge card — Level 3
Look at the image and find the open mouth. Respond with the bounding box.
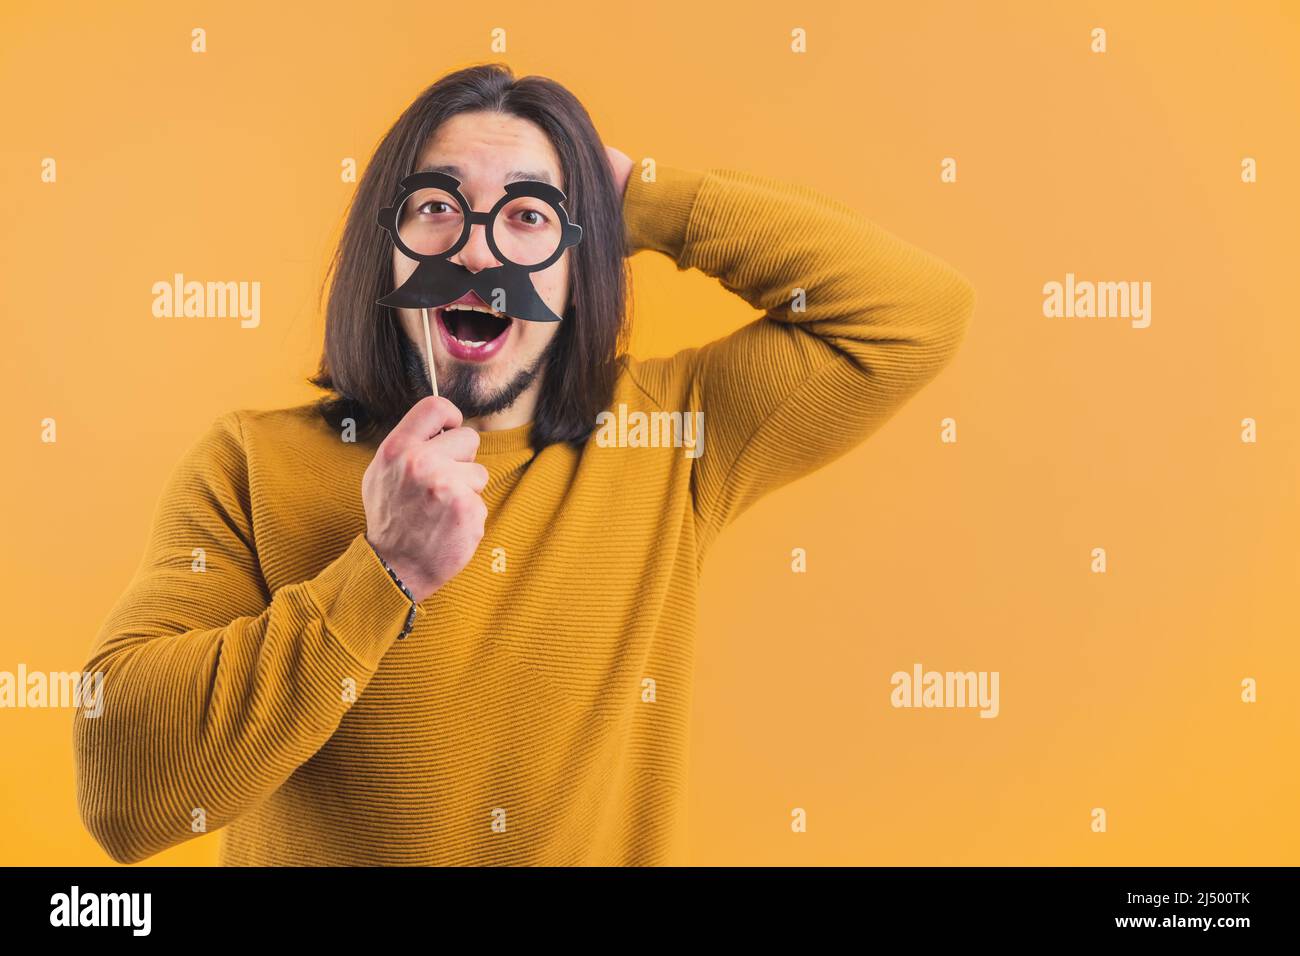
[435,303,512,361]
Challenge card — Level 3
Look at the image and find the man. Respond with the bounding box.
[74,64,975,865]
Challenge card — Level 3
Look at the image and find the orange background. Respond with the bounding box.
[1,0,1296,865]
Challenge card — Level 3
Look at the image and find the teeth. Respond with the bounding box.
[445,304,505,317]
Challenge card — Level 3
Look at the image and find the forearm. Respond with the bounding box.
[74,532,416,864]
[627,163,972,382]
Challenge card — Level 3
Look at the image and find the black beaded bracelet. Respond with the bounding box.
[372,546,419,641]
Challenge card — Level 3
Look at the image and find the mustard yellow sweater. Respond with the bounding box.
[74,164,975,865]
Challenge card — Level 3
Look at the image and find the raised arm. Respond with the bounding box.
[621,164,975,546]
[72,412,418,863]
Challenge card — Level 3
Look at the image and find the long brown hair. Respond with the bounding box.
[309,63,630,453]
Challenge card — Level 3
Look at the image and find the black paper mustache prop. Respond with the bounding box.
[374,170,582,398]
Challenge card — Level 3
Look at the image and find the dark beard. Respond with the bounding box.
[400,331,555,419]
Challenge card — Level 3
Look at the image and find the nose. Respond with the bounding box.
[449,217,501,273]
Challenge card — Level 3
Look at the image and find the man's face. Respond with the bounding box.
[391,110,570,420]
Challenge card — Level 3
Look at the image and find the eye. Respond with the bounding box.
[516,207,550,227]
[418,200,455,216]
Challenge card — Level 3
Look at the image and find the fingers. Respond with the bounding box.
[420,460,488,494]
[426,425,480,463]
[455,461,490,493]
[410,453,488,493]
[384,396,464,452]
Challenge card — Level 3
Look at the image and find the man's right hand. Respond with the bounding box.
[362,396,488,603]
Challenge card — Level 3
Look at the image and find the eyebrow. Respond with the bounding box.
[416,162,554,186]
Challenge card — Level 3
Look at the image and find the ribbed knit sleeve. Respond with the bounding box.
[72,411,419,864]
[622,164,976,545]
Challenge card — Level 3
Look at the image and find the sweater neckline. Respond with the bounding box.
[475,421,533,455]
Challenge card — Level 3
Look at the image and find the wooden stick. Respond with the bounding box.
[420,307,439,398]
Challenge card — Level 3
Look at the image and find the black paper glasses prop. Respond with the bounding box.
[375,170,584,398]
